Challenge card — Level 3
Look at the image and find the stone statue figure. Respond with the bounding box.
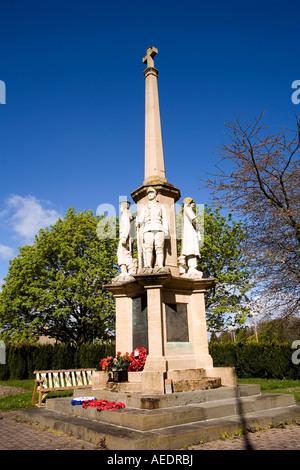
[138,187,169,268]
[180,197,202,275]
[117,200,135,274]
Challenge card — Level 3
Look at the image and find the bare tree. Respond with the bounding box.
[205,112,300,317]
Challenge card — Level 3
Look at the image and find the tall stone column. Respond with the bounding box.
[143,47,167,185]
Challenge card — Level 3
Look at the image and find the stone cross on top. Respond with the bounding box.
[143,46,158,69]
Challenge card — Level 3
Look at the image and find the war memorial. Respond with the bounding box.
[19,47,300,450]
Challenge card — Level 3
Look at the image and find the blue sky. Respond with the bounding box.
[0,0,299,286]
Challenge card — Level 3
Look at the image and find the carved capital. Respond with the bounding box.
[144,67,159,79]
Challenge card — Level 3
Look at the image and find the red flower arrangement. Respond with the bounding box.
[99,355,114,371]
[99,347,147,372]
[127,347,147,372]
[82,399,125,411]
[100,351,131,371]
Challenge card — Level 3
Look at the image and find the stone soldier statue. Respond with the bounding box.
[138,187,169,268]
[181,197,201,274]
[117,200,135,274]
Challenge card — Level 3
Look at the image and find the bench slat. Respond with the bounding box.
[59,372,65,387]
[48,373,53,389]
[87,370,93,385]
[76,371,83,386]
[53,372,59,388]
[65,371,72,387]
[33,368,97,374]
[41,373,48,389]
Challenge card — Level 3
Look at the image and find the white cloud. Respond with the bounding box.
[0,244,15,259]
[4,194,62,243]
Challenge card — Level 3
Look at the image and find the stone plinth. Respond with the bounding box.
[105,270,215,375]
[92,369,224,395]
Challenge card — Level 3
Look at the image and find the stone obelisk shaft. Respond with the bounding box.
[143,47,167,184]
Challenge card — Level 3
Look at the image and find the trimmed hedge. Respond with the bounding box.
[209,341,300,380]
[0,343,116,380]
[1,341,299,380]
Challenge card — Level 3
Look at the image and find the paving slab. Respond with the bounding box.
[1,409,300,451]
[0,411,98,450]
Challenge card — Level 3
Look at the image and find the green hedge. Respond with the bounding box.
[209,341,300,380]
[0,343,116,380]
[1,341,299,381]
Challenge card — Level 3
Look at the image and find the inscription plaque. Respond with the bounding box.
[166,303,189,342]
[132,294,148,351]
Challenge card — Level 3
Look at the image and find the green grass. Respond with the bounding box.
[237,377,300,402]
[0,379,73,412]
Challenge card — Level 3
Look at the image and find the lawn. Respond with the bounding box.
[0,379,73,412]
[0,377,299,413]
[237,377,300,402]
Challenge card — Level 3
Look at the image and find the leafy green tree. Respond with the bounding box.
[209,331,219,343]
[199,205,254,335]
[256,317,300,343]
[0,208,118,344]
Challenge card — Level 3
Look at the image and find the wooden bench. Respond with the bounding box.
[32,368,96,406]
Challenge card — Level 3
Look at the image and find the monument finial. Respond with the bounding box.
[143,46,158,69]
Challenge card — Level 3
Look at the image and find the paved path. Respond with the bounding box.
[0,411,99,450]
[1,410,300,451]
[191,422,300,450]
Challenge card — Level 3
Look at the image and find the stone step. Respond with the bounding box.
[73,384,261,409]
[45,390,295,431]
[172,377,221,392]
[17,402,300,450]
[128,371,142,383]
[105,381,142,393]
[167,368,207,380]
[102,376,222,394]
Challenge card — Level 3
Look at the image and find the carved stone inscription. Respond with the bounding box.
[132,294,148,351]
[166,303,189,342]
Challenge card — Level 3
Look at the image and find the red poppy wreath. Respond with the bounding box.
[127,346,147,372]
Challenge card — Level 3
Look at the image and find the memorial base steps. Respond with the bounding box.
[17,384,300,450]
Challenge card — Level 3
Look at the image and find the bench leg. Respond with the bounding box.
[32,381,38,405]
[37,390,49,406]
[38,388,42,406]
